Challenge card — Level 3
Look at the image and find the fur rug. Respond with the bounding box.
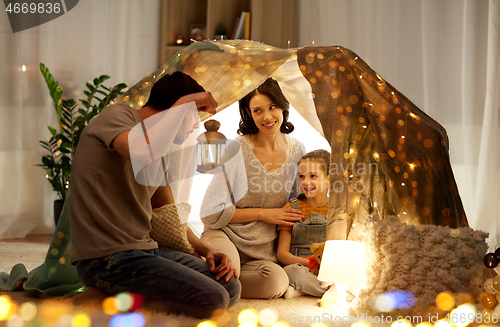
[0,242,347,327]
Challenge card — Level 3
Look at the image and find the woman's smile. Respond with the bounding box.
[248,93,283,134]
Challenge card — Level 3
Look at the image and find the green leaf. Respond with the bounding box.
[48,126,57,136]
[86,83,95,93]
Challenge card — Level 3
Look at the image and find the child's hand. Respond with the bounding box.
[262,208,303,226]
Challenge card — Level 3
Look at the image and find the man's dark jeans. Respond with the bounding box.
[76,247,241,318]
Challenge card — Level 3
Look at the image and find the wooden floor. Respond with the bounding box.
[0,234,53,244]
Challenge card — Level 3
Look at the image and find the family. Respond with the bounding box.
[69,72,332,318]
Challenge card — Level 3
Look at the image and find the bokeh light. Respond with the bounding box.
[310,323,328,327]
[352,320,371,327]
[270,322,289,327]
[0,296,14,321]
[415,322,433,327]
[114,293,133,312]
[434,319,452,327]
[211,308,229,325]
[58,315,74,327]
[391,319,412,327]
[197,320,217,327]
[450,304,476,327]
[102,297,119,315]
[373,291,416,312]
[436,292,455,311]
[37,301,72,323]
[258,308,278,326]
[238,309,259,326]
[72,312,91,327]
[454,293,474,306]
[109,312,145,327]
[6,315,23,327]
[18,302,37,321]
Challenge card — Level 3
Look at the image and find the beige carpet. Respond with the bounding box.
[0,242,351,327]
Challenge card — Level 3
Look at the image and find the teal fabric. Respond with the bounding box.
[0,195,85,297]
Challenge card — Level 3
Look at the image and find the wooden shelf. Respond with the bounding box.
[160,0,298,65]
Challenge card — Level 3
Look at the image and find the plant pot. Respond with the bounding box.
[54,199,65,226]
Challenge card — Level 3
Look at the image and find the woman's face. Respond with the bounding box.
[247,93,283,135]
[298,159,329,200]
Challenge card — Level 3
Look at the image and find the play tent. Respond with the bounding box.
[0,40,470,297]
[119,39,469,240]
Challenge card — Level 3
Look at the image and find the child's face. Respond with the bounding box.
[298,159,329,200]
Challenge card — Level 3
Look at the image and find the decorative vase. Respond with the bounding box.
[54,199,64,226]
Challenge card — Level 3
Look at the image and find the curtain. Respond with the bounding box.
[298,0,500,248]
[0,0,161,238]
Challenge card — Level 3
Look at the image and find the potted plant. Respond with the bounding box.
[38,63,127,225]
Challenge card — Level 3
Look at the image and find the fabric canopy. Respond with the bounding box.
[116,40,469,241]
[0,39,471,296]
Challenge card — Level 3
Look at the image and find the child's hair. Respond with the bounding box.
[299,149,331,175]
[297,149,331,200]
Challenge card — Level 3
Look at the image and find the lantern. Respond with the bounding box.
[196,120,227,173]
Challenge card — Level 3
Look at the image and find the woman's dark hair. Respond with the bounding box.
[237,78,294,135]
[143,71,205,111]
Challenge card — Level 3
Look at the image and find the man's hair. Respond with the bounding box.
[300,149,331,175]
[144,71,205,111]
[237,78,294,135]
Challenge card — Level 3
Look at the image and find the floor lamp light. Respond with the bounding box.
[318,240,365,313]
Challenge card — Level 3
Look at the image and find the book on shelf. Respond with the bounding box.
[234,11,251,40]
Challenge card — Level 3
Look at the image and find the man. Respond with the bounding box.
[69,72,241,318]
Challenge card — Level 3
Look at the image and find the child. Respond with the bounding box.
[277,149,330,298]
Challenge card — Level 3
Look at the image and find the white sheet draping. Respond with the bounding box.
[0,0,161,237]
[298,0,500,248]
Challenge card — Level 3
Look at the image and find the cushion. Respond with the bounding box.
[351,216,488,317]
[150,202,199,257]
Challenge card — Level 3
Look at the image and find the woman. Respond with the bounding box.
[200,78,306,299]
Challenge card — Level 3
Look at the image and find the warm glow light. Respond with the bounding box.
[238,309,259,325]
[318,241,365,312]
[450,304,476,327]
[409,163,415,169]
[72,312,91,327]
[0,296,13,321]
[436,292,455,311]
[197,321,217,327]
[415,322,433,327]
[259,308,278,326]
[18,302,37,321]
[271,322,289,327]
[102,297,119,315]
[352,322,371,327]
[435,319,452,327]
[391,319,412,327]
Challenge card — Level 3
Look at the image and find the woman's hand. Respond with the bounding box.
[206,249,238,282]
[261,208,303,226]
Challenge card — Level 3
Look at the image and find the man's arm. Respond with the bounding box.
[150,185,238,281]
[111,92,217,161]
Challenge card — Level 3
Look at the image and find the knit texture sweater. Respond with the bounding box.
[201,134,306,262]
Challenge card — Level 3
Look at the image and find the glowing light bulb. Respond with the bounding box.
[21,65,26,72]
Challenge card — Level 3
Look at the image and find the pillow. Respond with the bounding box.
[351,216,488,317]
[150,202,199,257]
